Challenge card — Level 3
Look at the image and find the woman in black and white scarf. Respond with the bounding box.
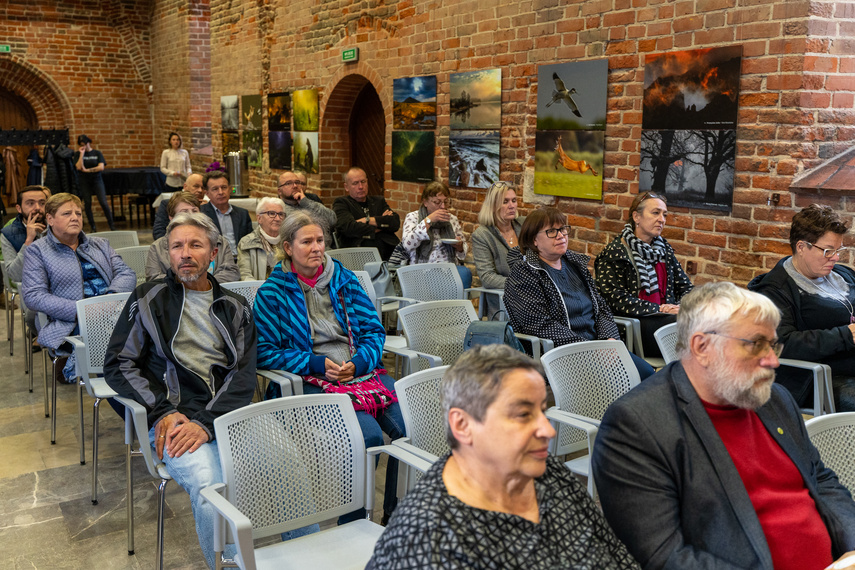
[595,192,694,358]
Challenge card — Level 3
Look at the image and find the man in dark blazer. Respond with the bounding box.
[200,170,252,260]
[332,166,400,260]
[592,282,855,570]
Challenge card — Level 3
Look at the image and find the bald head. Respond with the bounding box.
[183,173,205,202]
[344,167,368,202]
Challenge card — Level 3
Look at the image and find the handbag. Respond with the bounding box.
[364,260,396,299]
[464,320,525,354]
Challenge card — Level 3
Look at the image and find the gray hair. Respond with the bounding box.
[441,344,545,450]
[277,211,322,263]
[256,196,286,216]
[675,282,781,359]
[166,212,220,250]
[344,166,365,183]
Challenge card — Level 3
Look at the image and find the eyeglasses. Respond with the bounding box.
[639,192,664,202]
[803,241,850,259]
[259,211,285,219]
[540,225,571,239]
[704,332,783,357]
[428,198,450,208]
[278,181,298,188]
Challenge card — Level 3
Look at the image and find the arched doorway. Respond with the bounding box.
[0,86,38,202]
[349,83,385,196]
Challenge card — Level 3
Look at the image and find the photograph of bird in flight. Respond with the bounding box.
[536,59,607,131]
[546,73,582,117]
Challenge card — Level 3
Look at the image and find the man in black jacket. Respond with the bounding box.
[200,170,253,260]
[333,166,400,260]
[104,212,256,569]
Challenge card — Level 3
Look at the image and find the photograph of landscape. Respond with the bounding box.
[450,69,502,130]
[392,130,434,182]
[393,76,437,130]
[449,130,499,188]
[292,89,319,132]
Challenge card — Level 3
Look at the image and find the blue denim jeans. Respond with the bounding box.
[148,426,318,568]
[456,264,473,289]
[629,351,655,380]
[301,372,407,521]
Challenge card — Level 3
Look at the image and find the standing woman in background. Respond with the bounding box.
[160,132,192,192]
[73,134,116,232]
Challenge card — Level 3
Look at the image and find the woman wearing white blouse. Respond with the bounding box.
[159,132,192,191]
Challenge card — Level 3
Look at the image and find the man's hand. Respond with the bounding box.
[826,551,855,569]
[292,189,305,203]
[382,209,394,217]
[659,304,680,315]
[154,412,208,459]
[24,212,45,245]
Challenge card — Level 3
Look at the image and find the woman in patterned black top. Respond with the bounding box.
[367,344,639,570]
[594,192,693,358]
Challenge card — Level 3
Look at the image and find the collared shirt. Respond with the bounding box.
[214,203,237,257]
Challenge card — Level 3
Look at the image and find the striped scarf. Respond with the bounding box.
[622,224,667,295]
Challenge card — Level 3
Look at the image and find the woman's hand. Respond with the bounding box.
[848,323,855,344]
[324,358,355,382]
[659,304,680,314]
[428,209,452,224]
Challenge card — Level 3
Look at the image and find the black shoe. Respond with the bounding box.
[381,510,393,526]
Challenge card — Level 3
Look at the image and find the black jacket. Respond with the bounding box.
[103,270,257,439]
[201,202,254,247]
[333,195,400,259]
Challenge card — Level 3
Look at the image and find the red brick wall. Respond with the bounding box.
[203,0,855,285]
[0,0,155,166]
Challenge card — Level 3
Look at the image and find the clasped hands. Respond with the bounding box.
[324,358,356,383]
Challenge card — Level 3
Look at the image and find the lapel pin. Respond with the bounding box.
[777,427,784,435]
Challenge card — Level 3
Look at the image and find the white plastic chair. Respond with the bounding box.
[89,230,140,249]
[655,322,835,416]
[115,246,149,285]
[200,394,429,570]
[396,263,469,302]
[541,339,642,497]
[1,262,19,356]
[65,292,132,504]
[805,412,855,493]
[327,247,382,272]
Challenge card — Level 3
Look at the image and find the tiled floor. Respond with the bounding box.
[0,221,389,569]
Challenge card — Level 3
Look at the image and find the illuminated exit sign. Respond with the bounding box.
[342,47,359,63]
[0,45,11,53]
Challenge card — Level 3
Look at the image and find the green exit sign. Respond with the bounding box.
[342,47,359,63]
[0,45,11,53]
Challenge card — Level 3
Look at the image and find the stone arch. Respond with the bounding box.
[319,62,391,199]
[0,55,73,131]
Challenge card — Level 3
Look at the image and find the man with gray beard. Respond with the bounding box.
[592,282,855,570]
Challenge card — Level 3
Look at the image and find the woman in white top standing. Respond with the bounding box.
[159,132,192,192]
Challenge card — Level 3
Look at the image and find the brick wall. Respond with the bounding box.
[199,0,855,285]
[0,0,155,167]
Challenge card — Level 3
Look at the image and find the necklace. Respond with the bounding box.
[498,224,516,247]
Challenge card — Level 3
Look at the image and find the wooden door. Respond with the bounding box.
[0,87,38,205]
[349,83,386,196]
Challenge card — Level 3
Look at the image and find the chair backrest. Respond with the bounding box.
[398,300,477,369]
[655,322,680,364]
[89,230,140,249]
[327,247,382,272]
[542,340,641,455]
[220,280,264,309]
[396,263,464,301]
[214,394,367,535]
[115,246,149,285]
[352,270,379,314]
[805,412,855,493]
[76,292,133,376]
[396,366,450,459]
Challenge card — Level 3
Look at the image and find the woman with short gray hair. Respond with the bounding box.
[236,197,286,280]
[368,344,639,569]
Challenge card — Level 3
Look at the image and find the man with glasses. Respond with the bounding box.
[593,282,855,570]
[277,170,336,245]
[333,166,400,260]
[201,170,252,261]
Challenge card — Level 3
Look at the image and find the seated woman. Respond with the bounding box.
[471,181,525,319]
[505,208,654,379]
[236,196,285,280]
[254,212,405,523]
[22,192,136,380]
[749,204,855,411]
[401,181,471,288]
[145,192,240,283]
[368,344,639,569]
[595,192,693,358]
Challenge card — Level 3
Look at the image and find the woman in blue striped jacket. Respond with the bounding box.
[254,211,405,524]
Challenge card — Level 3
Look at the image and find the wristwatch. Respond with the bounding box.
[425,217,431,225]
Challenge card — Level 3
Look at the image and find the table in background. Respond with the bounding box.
[102,167,168,224]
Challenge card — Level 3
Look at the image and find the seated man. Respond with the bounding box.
[200,170,253,261]
[368,344,639,569]
[152,172,206,240]
[277,169,336,245]
[145,192,239,283]
[333,167,400,260]
[592,282,855,570]
[104,212,258,568]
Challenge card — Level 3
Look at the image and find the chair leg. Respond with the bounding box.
[78,380,86,465]
[156,478,169,570]
[91,397,102,504]
[127,442,135,555]
[42,351,50,418]
[51,356,58,444]
[8,293,14,356]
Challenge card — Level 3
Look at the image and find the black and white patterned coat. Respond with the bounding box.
[594,235,693,317]
[504,247,620,347]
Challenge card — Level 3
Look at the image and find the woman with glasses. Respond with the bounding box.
[595,192,693,358]
[237,197,286,280]
[145,192,240,283]
[505,208,654,379]
[471,181,525,318]
[400,181,471,287]
[749,204,855,411]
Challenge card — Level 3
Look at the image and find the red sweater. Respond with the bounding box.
[703,401,833,570]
